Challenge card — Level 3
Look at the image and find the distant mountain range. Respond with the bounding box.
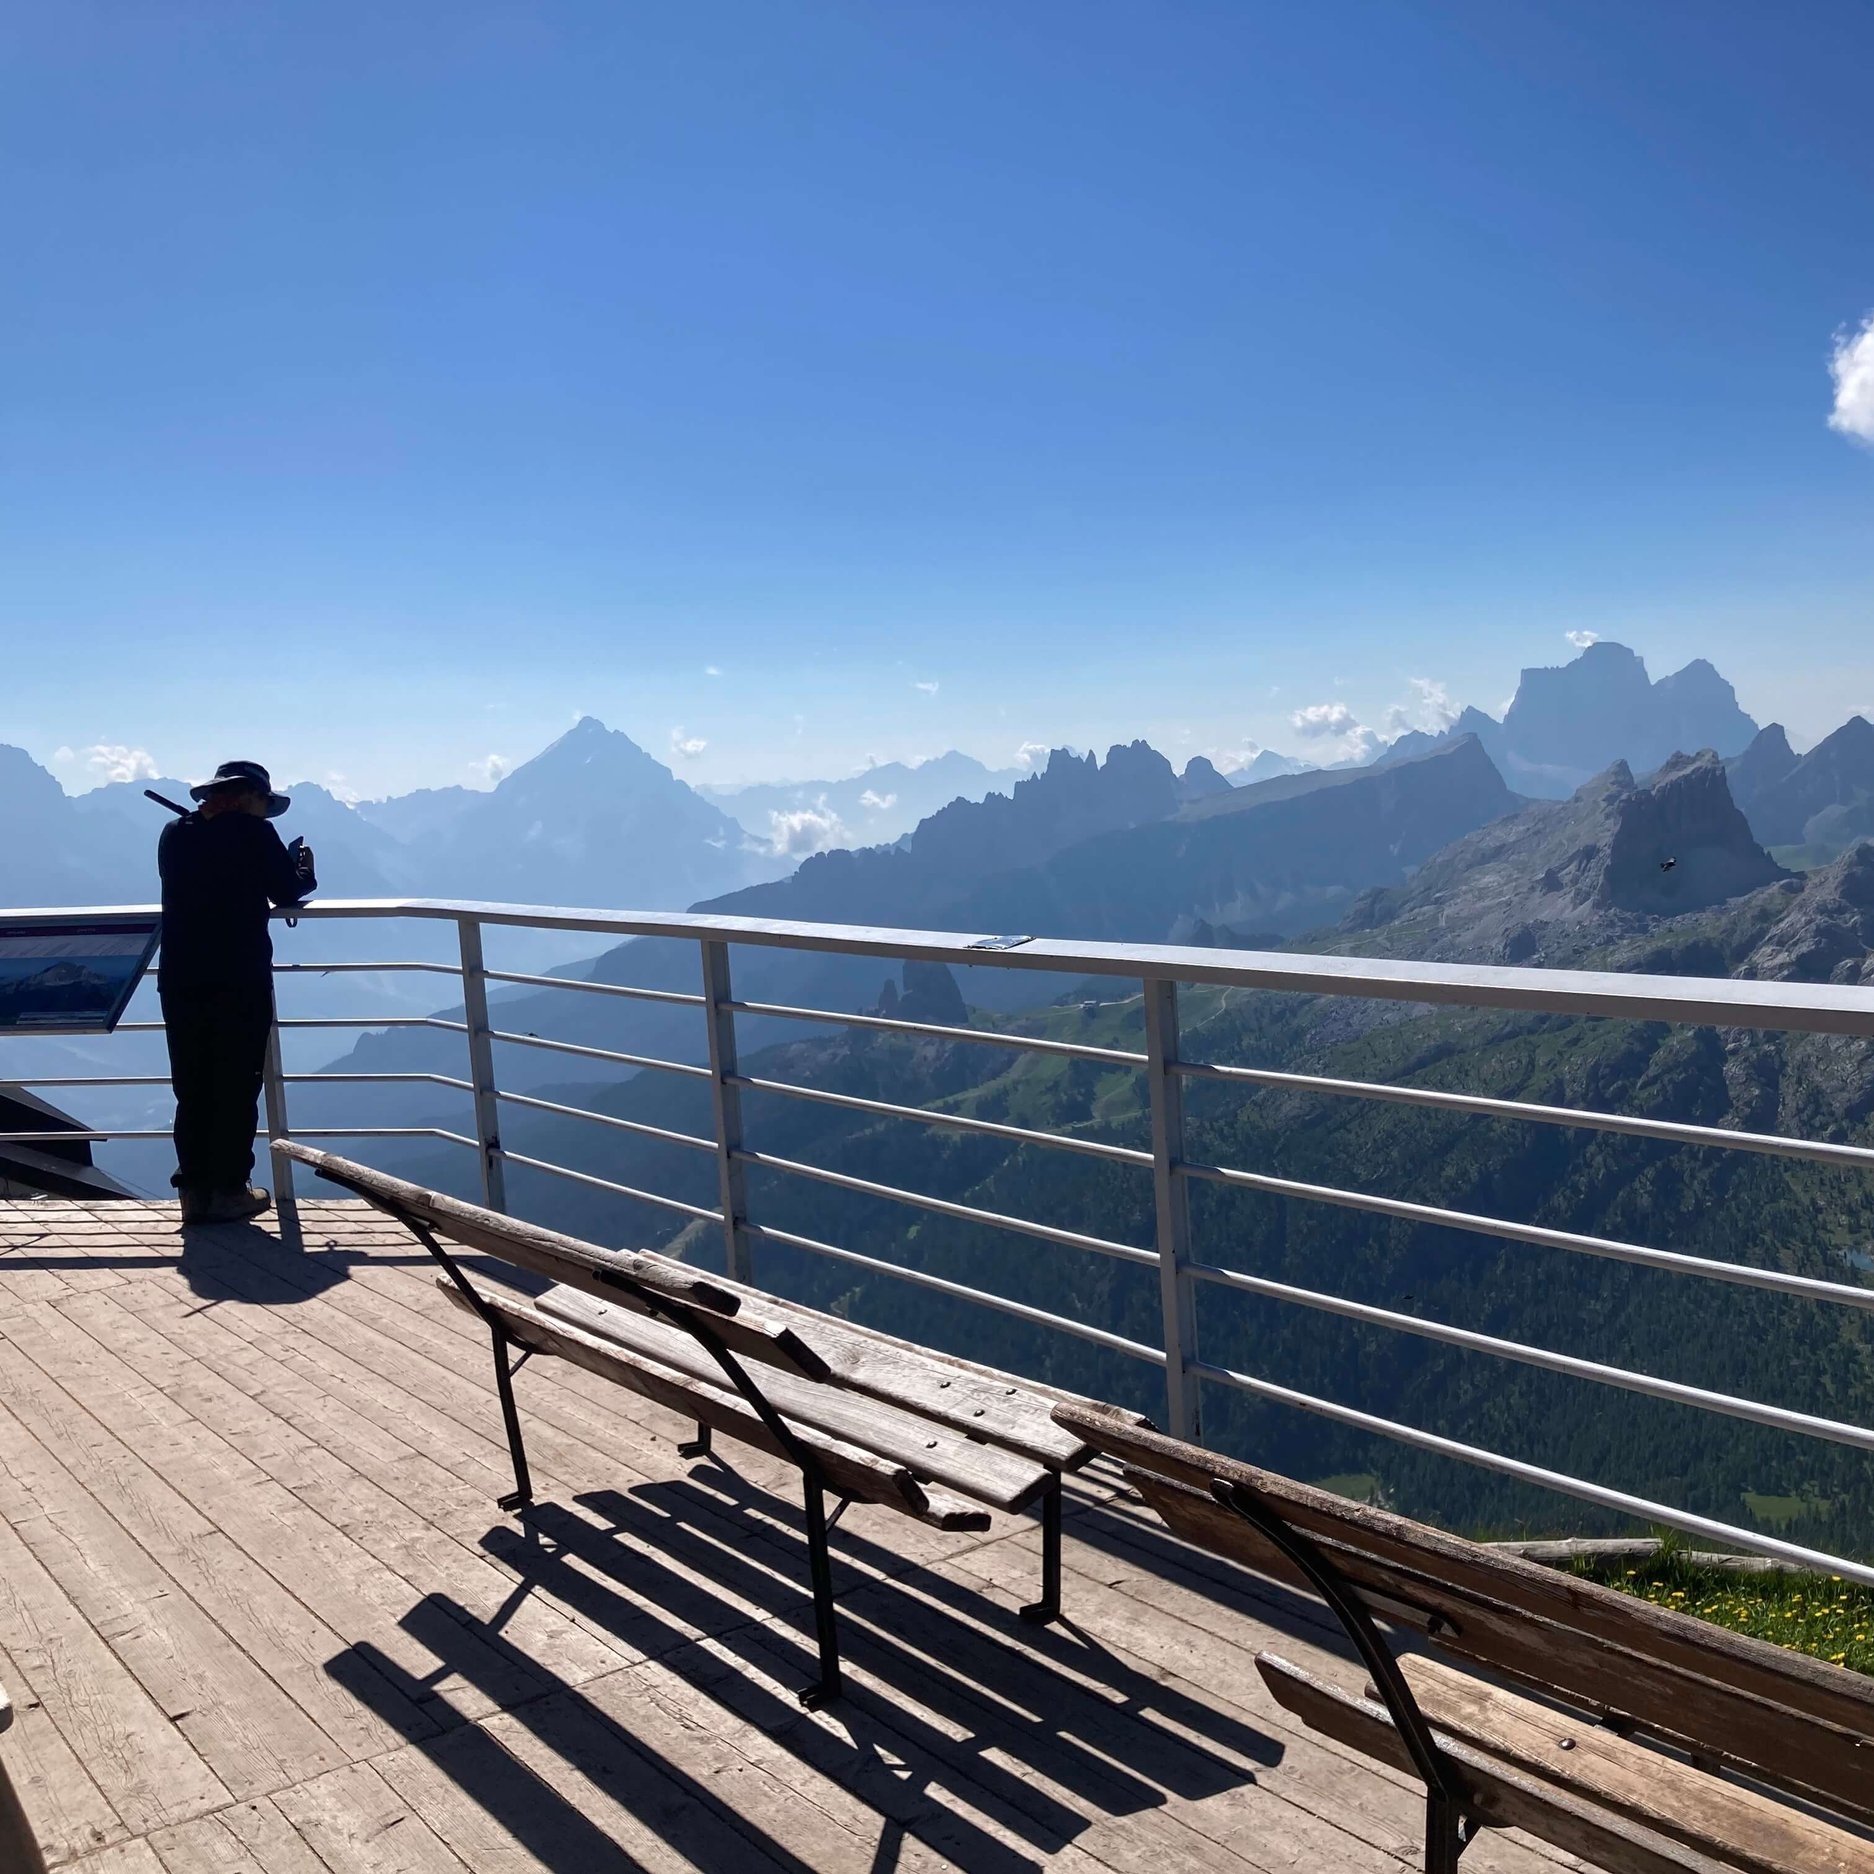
[699,751,1024,849]
[0,717,782,921]
[1369,641,1760,796]
[315,730,1521,1110]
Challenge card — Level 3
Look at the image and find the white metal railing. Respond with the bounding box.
[4,896,1874,1583]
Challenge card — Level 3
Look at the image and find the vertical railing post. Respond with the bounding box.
[457,916,508,1212]
[262,987,299,1245]
[699,939,753,1285]
[1144,975,1200,1441]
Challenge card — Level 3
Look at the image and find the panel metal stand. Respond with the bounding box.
[1212,1478,1480,1872]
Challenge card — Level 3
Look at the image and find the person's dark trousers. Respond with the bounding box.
[159,977,274,1194]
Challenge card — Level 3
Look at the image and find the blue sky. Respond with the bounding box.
[2,1,1871,797]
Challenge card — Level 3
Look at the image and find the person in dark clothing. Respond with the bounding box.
[158,759,316,1225]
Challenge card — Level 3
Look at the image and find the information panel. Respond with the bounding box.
[0,919,162,1035]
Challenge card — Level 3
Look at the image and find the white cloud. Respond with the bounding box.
[912,679,939,696]
[1290,702,1358,739]
[468,753,511,786]
[1827,312,1874,444]
[1014,741,1052,768]
[703,664,723,677]
[669,727,708,760]
[51,745,75,764]
[325,770,361,805]
[1565,629,1600,650]
[858,789,897,812]
[1382,676,1459,736]
[84,744,158,783]
[1209,742,1295,775]
[768,802,852,856]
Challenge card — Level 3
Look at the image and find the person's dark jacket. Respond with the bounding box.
[157,813,316,988]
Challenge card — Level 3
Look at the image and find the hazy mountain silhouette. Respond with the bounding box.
[410,716,775,907]
[1463,642,1758,795]
[1727,717,1874,862]
[701,751,1022,850]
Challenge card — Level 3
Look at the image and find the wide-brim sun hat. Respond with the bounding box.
[189,759,292,818]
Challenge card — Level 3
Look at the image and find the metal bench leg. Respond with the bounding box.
[1020,1475,1064,1625]
[678,1422,713,1461]
[799,1479,843,1709]
[490,1331,534,1512]
[1213,1479,1478,1871]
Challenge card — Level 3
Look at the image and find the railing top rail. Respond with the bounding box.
[9,896,1874,1039]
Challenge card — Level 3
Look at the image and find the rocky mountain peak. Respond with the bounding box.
[1597,749,1782,913]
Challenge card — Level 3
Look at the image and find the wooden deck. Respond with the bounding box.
[0,1196,1592,1874]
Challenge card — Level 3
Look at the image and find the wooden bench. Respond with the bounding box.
[282,1145,1146,1708]
[2,1681,49,1874]
[1055,1403,1874,1874]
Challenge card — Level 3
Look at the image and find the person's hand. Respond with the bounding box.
[295,841,317,878]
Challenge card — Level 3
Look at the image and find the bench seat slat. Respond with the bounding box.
[1057,1402,1874,1759]
[536,1286,1054,1512]
[1395,1656,1874,1874]
[1132,1470,1874,1827]
[683,1271,1116,1470]
[438,1281,992,1532]
[1255,1655,1737,1874]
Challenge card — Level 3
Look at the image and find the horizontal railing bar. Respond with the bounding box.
[273,961,462,976]
[486,1029,712,1078]
[1185,1260,1874,1453]
[727,998,1148,1065]
[1187,1357,1874,1587]
[284,1072,474,1090]
[16,898,1874,1036]
[730,1145,1158,1265]
[1180,1158,1874,1312]
[1176,1060,1874,1171]
[494,1148,723,1221]
[1,1076,171,1087]
[0,1129,173,1142]
[287,1128,479,1145]
[483,969,706,1007]
[280,1017,470,1032]
[729,1073,1153,1165]
[742,1220,1166,1361]
[494,1088,715,1152]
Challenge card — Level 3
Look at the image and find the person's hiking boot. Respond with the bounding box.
[197,1184,272,1225]
[177,1186,213,1226]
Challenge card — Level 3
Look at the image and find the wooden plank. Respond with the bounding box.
[1133,1472,1874,1828]
[1398,1656,1874,1874]
[270,1760,473,1873]
[148,1797,336,1874]
[1058,1404,1874,1752]
[700,1273,1124,1470]
[0,1300,440,1761]
[1255,1654,1734,1874]
[0,1641,128,1865]
[279,1145,833,1383]
[440,1280,991,1532]
[0,1510,230,1837]
[536,1286,1054,1511]
[68,1283,640,1697]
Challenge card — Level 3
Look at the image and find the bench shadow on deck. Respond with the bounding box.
[0,1199,1587,1874]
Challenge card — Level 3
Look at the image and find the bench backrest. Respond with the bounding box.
[1055,1403,1874,1824]
[283,1145,833,1383]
